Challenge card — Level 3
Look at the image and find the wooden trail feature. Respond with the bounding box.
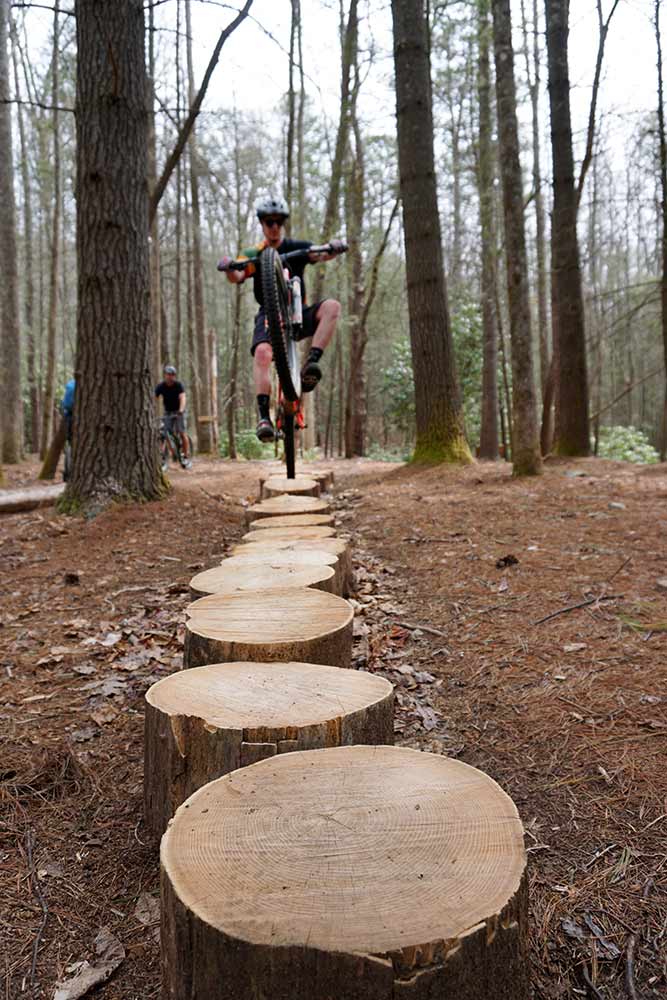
[245,494,330,527]
[183,587,354,668]
[189,553,338,599]
[247,512,334,530]
[161,746,529,1000]
[0,483,65,514]
[262,475,320,498]
[259,467,334,495]
[240,525,336,543]
[143,662,394,839]
[232,537,353,597]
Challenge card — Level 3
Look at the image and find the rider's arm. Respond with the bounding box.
[308,239,347,263]
[179,391,186,413]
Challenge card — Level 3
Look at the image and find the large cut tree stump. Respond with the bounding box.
[245,494,330,528]
[233,537,353,598]
[240,525,336,544]
[261,475,320,499]
[259,468,334,497]
[189,553,337,599]
[144,662,393,839]
[184,587,354,669]
[248,513,334,531]
[161,746,529,1000]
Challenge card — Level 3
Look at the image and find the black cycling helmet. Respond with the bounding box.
[256,196,289,221]
[164,365,177,375]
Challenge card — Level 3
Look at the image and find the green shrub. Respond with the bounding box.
[219,429,275,461]
[596,425,659,464]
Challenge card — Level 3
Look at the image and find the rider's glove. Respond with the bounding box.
[217,255,233,272]
[329,239,348,254]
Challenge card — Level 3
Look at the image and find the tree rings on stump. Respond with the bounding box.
[189,555,337,600]
[232,538,353,597]
[262,475,320,499]
[240,525,336,544]
[245,495,330,527]
[184,587,354,669]
[161,746,528,1000]
[144,662,394,839]
[247,513,335,531]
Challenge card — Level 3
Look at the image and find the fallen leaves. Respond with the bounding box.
[53,926,125,1000]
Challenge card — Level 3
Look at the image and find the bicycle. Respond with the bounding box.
[159,415,193,472]
[223,243,346,478]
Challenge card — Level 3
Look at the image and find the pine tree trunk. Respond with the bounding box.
[391,0,471,464]
[491,0,542,476]
[40,6,61,460]
[147,0,162,379]
[656,0,667,460]
[68,0,164,509]
[477,0,500,460]
[546,0,590,456]
[0,0,22,463]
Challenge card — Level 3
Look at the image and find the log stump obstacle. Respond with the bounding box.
[161,746,529,1000]
[245,494,330,528]
[189,552,339,599]
[184,587,354,669]
[262,475,320,499]
[232,536,354,597]
[259,467,334,496]
[144,662,394,839]
[248,512,335,531]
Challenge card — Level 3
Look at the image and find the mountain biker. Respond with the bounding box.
[218,196,346,442]
[155,365,192,468]
[61,378,76,441]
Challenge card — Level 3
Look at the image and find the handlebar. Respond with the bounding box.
[217,242,348,273]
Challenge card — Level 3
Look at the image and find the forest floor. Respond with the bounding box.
[1,453,666,1000]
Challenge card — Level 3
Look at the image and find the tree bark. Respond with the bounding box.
[491,0,542,475]
[391,0,471,464]
[0,0,22,464]
[68,0,164,511]
[656,0,667,460]
[477,0,500,460]
[545,0,590,456]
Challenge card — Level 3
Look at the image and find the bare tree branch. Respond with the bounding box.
[149,0,253,225]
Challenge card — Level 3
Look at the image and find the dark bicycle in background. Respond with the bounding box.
[223,243,346,478]
[159,415,193,472]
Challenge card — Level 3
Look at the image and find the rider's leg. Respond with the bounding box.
[253,342,275,441]
[180,431,189,459]
[301,299,341,392]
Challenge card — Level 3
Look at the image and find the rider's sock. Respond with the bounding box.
[257,393,271,420]
[307,347,323,364]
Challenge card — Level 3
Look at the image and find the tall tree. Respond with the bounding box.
[67,0,163,509]
[491,0,542,475]
[545,0,590,455]
[391,0,470,463]
[656,0,667,459]
[0,0,21,463]
[477,0,500,460]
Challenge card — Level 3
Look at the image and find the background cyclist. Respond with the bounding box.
[218,196,346,442]
[155,365,192,468]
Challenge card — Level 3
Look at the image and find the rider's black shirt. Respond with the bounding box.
[155,380,184,413]
[248,238,313,308]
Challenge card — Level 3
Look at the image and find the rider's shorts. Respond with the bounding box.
[164,411,186,434]
[250,302,323,356]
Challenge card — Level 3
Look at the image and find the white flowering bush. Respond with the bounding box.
[596,425,659,464]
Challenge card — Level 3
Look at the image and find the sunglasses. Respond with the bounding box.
[264,217,285,228]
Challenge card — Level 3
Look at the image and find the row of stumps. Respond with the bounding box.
[143,467,530,999]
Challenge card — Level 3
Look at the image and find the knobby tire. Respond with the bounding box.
[283,412,296,479]
[260,246,300,402]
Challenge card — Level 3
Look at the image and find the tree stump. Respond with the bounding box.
[161,746,529,1000]
[189,554,337,600]
[248,512,335,531]
[144,662,394,839]
[184,587,354,669]
[260,468,334,496]
[245,494,330,528]
[233,537,353,598]
[261,475,320,499]
[240,525,336,544]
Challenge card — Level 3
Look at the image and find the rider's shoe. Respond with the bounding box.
[183,459,193,470]
[256,417,275,442]
[300,359,322,393]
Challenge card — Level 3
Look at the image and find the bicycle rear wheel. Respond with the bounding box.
[260,246,301,402]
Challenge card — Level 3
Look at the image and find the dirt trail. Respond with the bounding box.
[1,455,666,998]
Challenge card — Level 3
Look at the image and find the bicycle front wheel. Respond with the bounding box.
[283,412,296,479]
[260,246,301,402]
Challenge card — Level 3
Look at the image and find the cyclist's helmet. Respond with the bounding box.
[256,197,289,222]
[164,365,177,375]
